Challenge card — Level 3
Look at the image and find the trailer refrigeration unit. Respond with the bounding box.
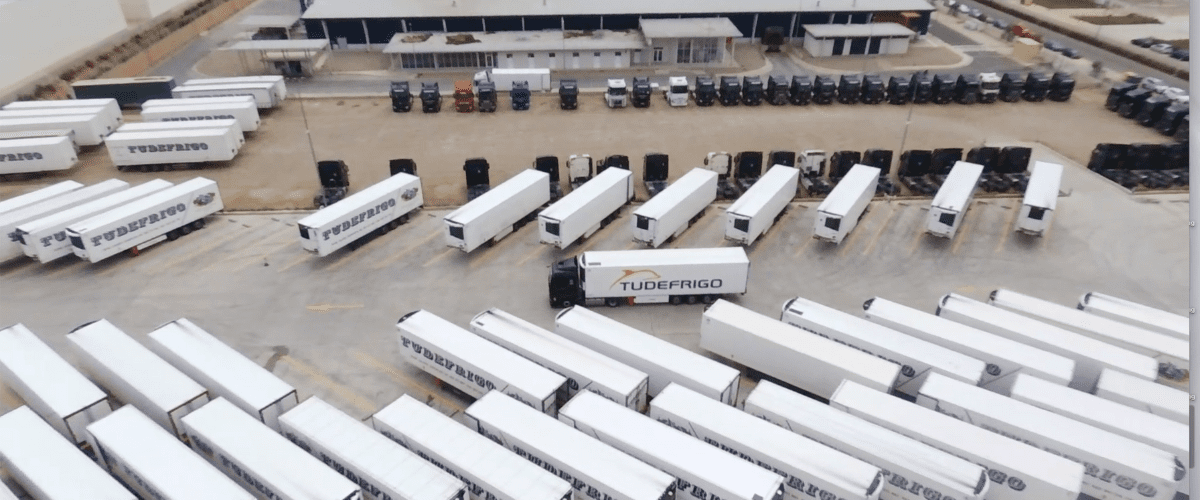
[555,306,742,404]
[148,318,299,432]
[1014,161,1062,236]
[470,308,649,412]
[862,297,1074,394]
[445,169,549,253]
[465,391,676,500]
[71,76,176,107]
[559,392,787,500]
[538,167,632,249]
[724,165,798,245]
[549,247,749,308]
[397,310,568,415]
[280,397,469,500]
[744,381,990,500]
[0,406,135,500]
[631,168,717,247]
[86,406,255,500]
[650,383,885,500]
[0,178,129,261]
[831,380,1085,500]
[66,177,223,263]
[1078,292,1188,339]
[0,136,79,174]
[0,114,111,146]
[373,394,575,500]
[813,165,877,244]
[140,101,261,132]
[0,324,112,446]
[701,300,899,400]
[297,172,423,256]
[915,373,1183,500]
[171,82,281,108]
[182,398,364,500]
[2,97,123,129]
[106,127,244,170]
[1094,368,1188,424]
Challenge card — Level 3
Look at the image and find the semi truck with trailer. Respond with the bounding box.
[0,179,130,261]
[632,168,717,247]
[548,247,750,308]
[701,299,900,400]
[105,127,244,170]
[0,324,112,446]
[372,394,575,500]
[0,136,79,174]
[555,306,741,404]
[1094,368,1188,424]
[926,161,983,238]
[2,97,123,130]
[171,82,281,108]
[813,165,878,244]
[0,406,135,500]
[1014,161,1062,236]
[184,75,287,102]
[17,180,173,263]
[1078,291,1188,340]
[139,101,261,132]
[0,180,82,215]
[724,165,799,245]
[444,169,549,253]
[298,172,423,256]
[0,114,111,146]
[70,76,176,107]
[538,167,632,249]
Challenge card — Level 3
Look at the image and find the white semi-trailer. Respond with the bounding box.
[464,391,676,500]
[724,165,799,245]
[0,136,78,174]
[66,177,223,262]
[744,380,990,500]
[298,172,423,256]
[831,380,1085,500]
[650,383,885,500]
[148,318,299,431]
[926,161,983,238]
[548,247,750,307]
[2,98,123,132]
[140,101,261,132]
[280,396,469,500]
[538,167,633,249]
[555,306,742,404]
[171,82,281,108]
[117,118,242,136]
[631,167,717,247]
[1014,161,1062,236]
[184,76,286,102]
[181,398,364,500]
[397,310,568,415]
[701,299,899,400]
[781,296,986,397]
[813,164,878,244]
[0,180,82,215]
[0,406,135,500]
[105,127,244,170]
[1093,368,1188,424]
[86,405,255,500]
[0,178,130,261]
[0,106,120,135]
[469,308,649,411]
[66,319,210,439]
[0,324,112,446]
[862,297,1074,394]
[0,129,75,142]
[372,394,575,500]
[17,179,172,263]
[0,114,111,146]
[445,169,549,252]
[1078,291,1188,340]
[142,95,256,109]
[559,391,786,500]
[916,373,1183,500]
[936,293,1159,391]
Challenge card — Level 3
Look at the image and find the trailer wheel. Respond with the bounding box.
[179,225,192,236]
[380,224,391,235]
[702,295,715,304]
[687,295,698,304]
[670,295,682,305]
[166,230,179,241]
[605,298,621,308]
[191,219,205,230]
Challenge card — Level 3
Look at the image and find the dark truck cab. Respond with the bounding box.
[887,76,911,105]
[559,79,579,110]
[741,76,764,106]
[390,81,412,112]
[718,76,741,106]
[789,75,813,105]
[813,76,837,104]
[954,74,980,104]
[910,73,933,104]
[861,75,885,104]
[420,82,442,112]
[837,74,862,104]
[511,81,531,110]
[694,76,717,106]
[477,81,497,112]
[631,77,653,108]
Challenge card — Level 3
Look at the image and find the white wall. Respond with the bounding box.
[0,0,128,96]
[119,0,193,22]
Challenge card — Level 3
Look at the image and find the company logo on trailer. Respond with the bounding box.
[610,269,723,292]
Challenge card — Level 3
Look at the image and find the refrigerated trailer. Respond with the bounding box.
[724,165,799,244]
[555,306,741,404]
[86,405,255,500]
[0,179,130,261]
[1093,368,1188,424]
[926,161,983,238]
[469,308,649,412]
[116,118,242,135]
[831,380,1084,500]
[650,383,885,500]
[372,394,575,500]
[631,168,717,247]
[0,114,111,146]
[16,179,172,263]
[936,293,1158,391]
[1078,291,1188,340]
[298,172,423,256]
[280,397,468,500]
[1014,161,1062,236]
[184,76,286,102]
[465,391,676,500]
[140,101,261,132]
[105,127,244,169]
[744,380,989,500]
[2,98,122,130]
[148,318,299,431]
[397,310,568,415]
[701,299,899,400]
[538,167,633,249]
[182,398,364,500]
[916,373,1183,500]
[172,82,281,108]
[66,319,209,439]
[0,106,120,136]
[862,297,1074,394]
[548,247,750,308]
[142,95,256,109]
[781,296,985,397]
[0,180,82,215]
[0,324,112,446]
[66,177,224,263]
[0,136,78,174]
[813,165,877,244]
[0,406,135,500]
[559,391,786,500]
[445,169,549,252]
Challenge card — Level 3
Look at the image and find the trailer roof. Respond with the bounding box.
[68,178,217,234]
[634,167,717,220]
[0,181,82,215]
[302,0,934,20]
[726,164,799,216]
[117,120,240,133]
[104,128,235,142]
[0,179,129,229]
[139,101,258,112]
[184,76,285,85]
[142,96,256,107]
[298,173,419,228]
[1021,161,1062,211]
[444,169,548,224]
[581,246,747,268]
[0,135,73,148]
[173,82,278,92]
[0,324,108,421]
[539,167,630,221]
[0,114,102,126]
[816,164,879,216]
[0,129,75,141]
[930,161,984,211]
[67,320,207,411]
[0,407,135,499]
[71,76,174,86]
[0,107,105,118]
[2,98,118,109]
[1080,292,1188,338]
[16,180,172,235]
[1095,368,1188,419]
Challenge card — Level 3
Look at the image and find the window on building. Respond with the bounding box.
[615,51,622,56]
[594,52,601,56]
[572,52,579,57]
[399,53,435,69]
[653,47,664,62]
[429,52,496,68]
[677,41,691,63]
[529,53,535,57]
[678,38,719,63]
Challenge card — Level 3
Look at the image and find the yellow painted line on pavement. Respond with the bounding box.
[423,248,456,268]
[861,204,899,256]
[515,244,550,267]
[375,229,443,270]
[278,355,377,414]
[994,204,1021,253]
[201,227,297,272]
[145,224,254,274]
[276,253,312,273]
[839,206,881,258]
[793,233,815,257]
[351,350,464,413]
[950,202,980,255]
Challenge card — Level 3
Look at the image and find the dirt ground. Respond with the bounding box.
[1073,13,1162,25]
[0,86,1172,211]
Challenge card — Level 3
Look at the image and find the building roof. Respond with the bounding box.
[224,39,330,51]
[384,29,646,54]
[802,22,915,38]
[239,14,301,28]
[302,0,935,20]
[639,17,742,39]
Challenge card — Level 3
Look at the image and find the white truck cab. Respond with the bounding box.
[605,79,628,108]
[703,151,732,177]
[666,76,689,107]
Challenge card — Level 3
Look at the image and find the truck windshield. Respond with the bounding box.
[608,88,626,95]
[982,82,999,89]
[671,85,688,94]
[70,235,85,250]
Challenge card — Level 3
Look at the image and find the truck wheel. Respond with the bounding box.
[380,224,391,235]
[702,295,715,304]
[191,219,205,230]
[670,296,682,305]
[166,230,179,241]
[605,298,621,308]
[179,225,192,236]
[687,295,698,304]
[560,300,573,308]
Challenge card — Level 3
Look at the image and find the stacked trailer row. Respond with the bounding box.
[1078,291,1188,340]
[0,406,135,500]
[0,114,111,146]
[1,98,123,132]
[116,118,243,135]
[0,135,78,174]
[0,179,130,261]
[172,82,282,109]
[1093,368,1189,424]
[298,172,423,256]
[184,76,287,103]
[16,179,173,263]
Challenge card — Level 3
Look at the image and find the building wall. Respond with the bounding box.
[803,34,911,57]
[0,0,128,96]
[118,0,196,22]
[417,49,631,70]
